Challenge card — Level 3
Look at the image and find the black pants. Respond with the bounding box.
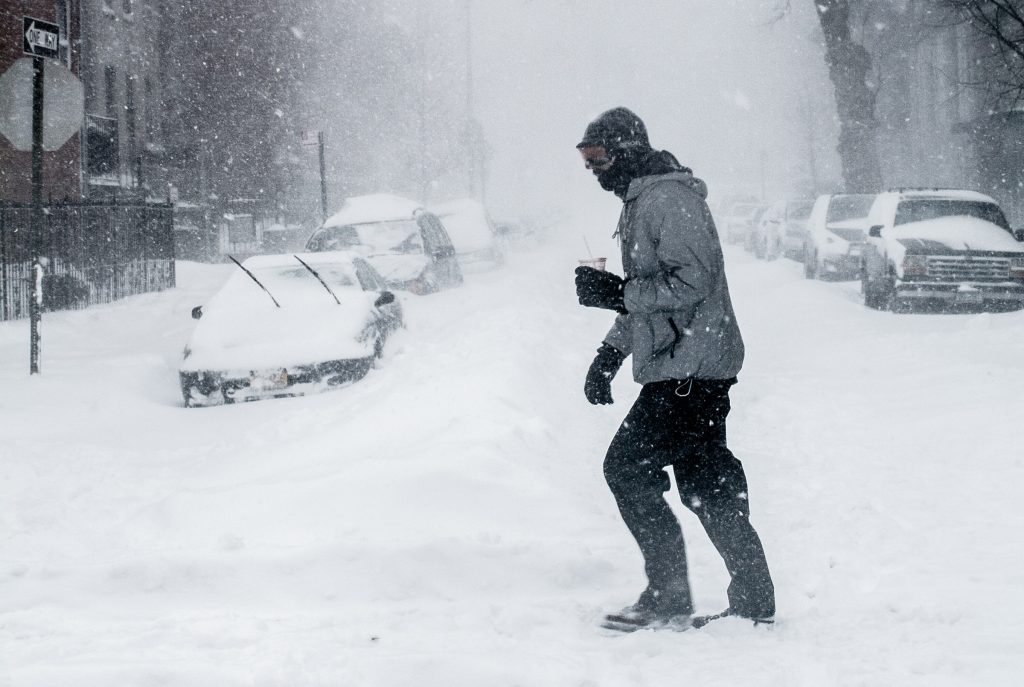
[603,378,775,618]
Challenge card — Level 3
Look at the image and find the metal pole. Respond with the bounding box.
[29,56,45,375]
[465,0,475,197]
[318,131,328,223]
[759,150,767,202]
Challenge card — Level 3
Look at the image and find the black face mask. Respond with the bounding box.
[593,149,644,199]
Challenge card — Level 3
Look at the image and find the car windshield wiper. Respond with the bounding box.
[228,255,281,308]
[293,255,341,305]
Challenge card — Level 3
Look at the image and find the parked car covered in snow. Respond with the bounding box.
[751,199,814,260]
[429,198,506,271]
[860,189,1024,311]
[305,194,463,294]
[720,202,767,245]
[179,251,403,406]
[803,193,875,280]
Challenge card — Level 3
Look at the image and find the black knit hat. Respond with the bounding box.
[576,107,651,152]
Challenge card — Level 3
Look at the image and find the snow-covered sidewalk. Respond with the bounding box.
[2,228,1023,686]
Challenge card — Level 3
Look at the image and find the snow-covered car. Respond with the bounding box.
[803,193,874,280]
[429,198,506,271]
[720,202,767,245]
[741,204,770,253]
[711,193,759,224]
[304,194,463,295]
[179,251,403,406]
[860,189,1024,311]
[751,199,813,260]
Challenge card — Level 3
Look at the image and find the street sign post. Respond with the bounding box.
[19,16,63,374]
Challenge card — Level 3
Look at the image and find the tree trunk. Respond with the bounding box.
[814,0,883,192]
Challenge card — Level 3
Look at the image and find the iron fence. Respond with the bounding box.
[0,202,175,321]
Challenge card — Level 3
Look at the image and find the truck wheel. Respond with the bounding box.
[864,271,894,310]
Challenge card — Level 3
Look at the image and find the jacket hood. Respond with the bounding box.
[625,160,708,202]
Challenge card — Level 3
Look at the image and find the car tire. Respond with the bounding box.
[804,249,818,279]
[863,269,895,310]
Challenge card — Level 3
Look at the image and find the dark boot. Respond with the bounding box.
[603,587,693,630]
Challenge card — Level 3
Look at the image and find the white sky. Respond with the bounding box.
[464,0,840,218]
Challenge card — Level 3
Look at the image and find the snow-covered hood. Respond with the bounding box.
[182,297,376,372]
[886,216,1024,255]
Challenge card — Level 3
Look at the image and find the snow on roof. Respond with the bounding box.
[889,189,997,204]
[323,193,423,228]
[428,198,494,252]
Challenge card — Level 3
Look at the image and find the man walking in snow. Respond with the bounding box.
[573,107,775,630]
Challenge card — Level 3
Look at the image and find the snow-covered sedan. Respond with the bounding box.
[861,189,1024,311]
[429,198,506,271]
[720,201,767,245]
[305,194,463,295]
[179,251,403,406]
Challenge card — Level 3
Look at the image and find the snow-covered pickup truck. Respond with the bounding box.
[860,189,1024,311]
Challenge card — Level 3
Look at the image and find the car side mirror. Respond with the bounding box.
[1014,228,1024,242]
[374,291,395,307]
[191,305,203,320]
[868,225,884,238]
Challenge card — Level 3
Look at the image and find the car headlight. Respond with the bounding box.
[902,255,928,277]
[1010,257,1024,279]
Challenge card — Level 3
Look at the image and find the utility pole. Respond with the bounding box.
[465,0,475,198]
[759,150,767,202]
[416,0,429,201]
[318,131,328,223]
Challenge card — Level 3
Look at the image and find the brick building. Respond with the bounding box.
[0,1,82,203]
[79,0,166,201]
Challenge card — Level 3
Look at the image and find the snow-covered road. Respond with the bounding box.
[2,227,1023,686]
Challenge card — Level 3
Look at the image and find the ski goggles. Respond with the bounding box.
[579,146,615,170]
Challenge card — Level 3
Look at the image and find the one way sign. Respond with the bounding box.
[23,17,60,59]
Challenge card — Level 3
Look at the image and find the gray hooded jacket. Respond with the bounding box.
[603,170,744,383]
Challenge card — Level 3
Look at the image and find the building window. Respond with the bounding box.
[104,66,117,118]
[86,114,119,178]
[125,74,137,165]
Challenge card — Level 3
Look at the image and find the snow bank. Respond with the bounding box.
[2,226,1024,686]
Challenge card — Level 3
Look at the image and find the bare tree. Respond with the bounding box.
[813,0,883,192]
[940,0,1024,107]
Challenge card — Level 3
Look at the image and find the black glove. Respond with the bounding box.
[585,343,626,405]
[575,266,628,314]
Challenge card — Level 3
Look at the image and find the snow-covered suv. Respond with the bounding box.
[860,189,1024,310]
[803,193,874,280]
